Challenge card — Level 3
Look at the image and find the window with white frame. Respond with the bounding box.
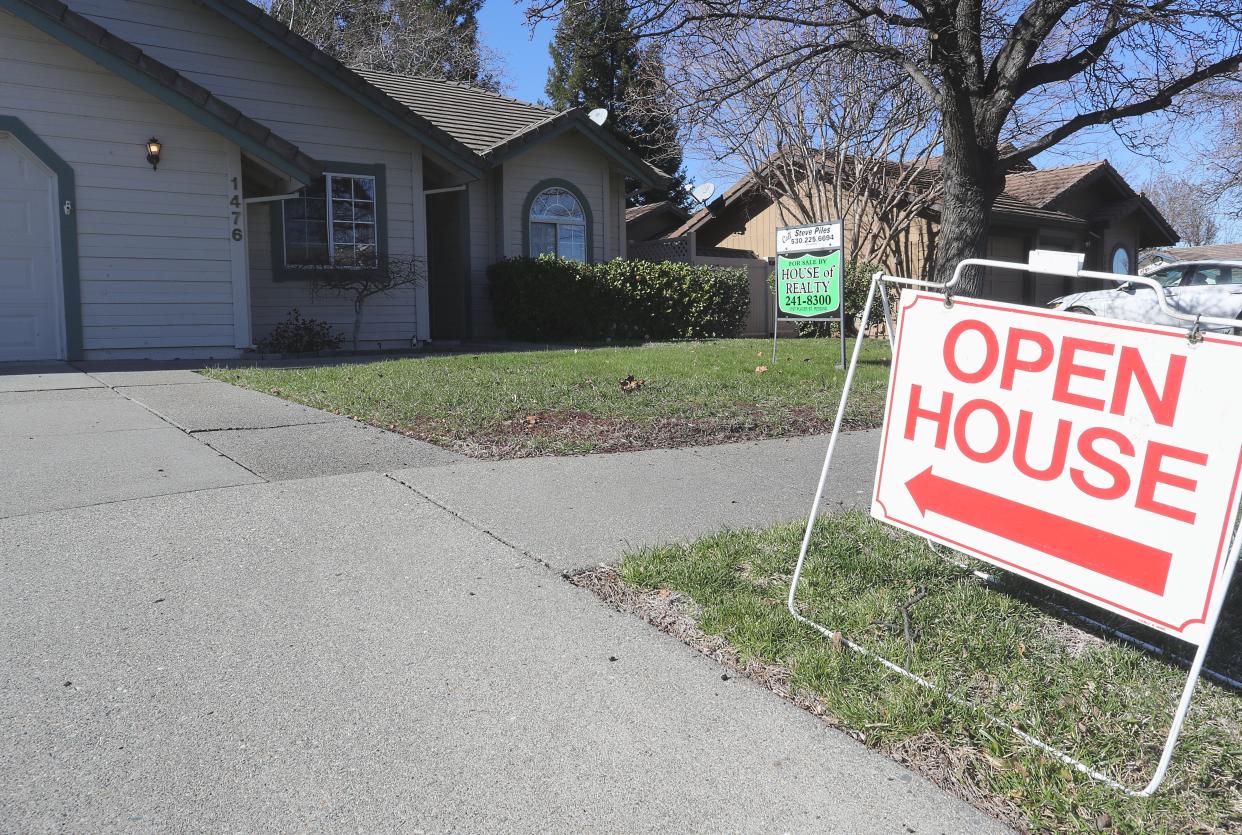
[529,186,587,261]
[283,172,378,268]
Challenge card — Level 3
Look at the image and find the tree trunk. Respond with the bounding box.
[930,106,1003,294]
[352,297,364,352]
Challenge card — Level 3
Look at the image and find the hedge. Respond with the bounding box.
[488,256,750,341]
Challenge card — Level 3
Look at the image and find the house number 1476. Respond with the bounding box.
[229,176,243,242]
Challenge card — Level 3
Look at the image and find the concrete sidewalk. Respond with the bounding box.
[0,363,1007,833]
[390,432,879,571]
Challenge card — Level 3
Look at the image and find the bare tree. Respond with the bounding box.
[1143,176,1220,248]
[528,0,1242,291]
[660,31,941,277]
[259,0,507,91]
[311,255,426,351]
[1201,84,1242,223]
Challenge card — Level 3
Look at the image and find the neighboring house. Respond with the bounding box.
[0,0,666,361]
[626,200,688,243]
[668,158,1177,306]
[1140,242,1242,270]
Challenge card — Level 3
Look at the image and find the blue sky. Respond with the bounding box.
[477,2,552,105]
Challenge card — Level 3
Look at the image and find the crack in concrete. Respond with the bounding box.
[75,370,270,483]
[381,472,554,571]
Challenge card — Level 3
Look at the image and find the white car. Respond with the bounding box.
[1046,260,1242,332]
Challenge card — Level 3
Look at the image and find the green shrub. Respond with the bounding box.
[488,257,750,341]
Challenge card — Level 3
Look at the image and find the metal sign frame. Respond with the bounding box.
[773,221,846,368]
[786,258,1242,797]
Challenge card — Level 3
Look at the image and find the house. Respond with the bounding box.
[0,0,666,361]
[666,157,1177,306]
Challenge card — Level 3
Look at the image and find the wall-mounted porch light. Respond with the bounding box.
[145,137,162,171]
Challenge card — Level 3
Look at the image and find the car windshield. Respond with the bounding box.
[1148,267,1184,287]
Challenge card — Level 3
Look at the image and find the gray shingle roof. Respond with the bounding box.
[357,69,557,154]
[358,69,668,187]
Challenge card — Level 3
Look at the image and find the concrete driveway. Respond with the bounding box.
[0,362,1009,834]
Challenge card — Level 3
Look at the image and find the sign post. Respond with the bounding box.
[774,221,845,366]
[784,256,1242,796]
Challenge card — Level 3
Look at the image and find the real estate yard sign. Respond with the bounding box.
[872,290,1242,644]
[774,221,845,366]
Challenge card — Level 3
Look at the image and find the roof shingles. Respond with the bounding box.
[1003,161,1107,208]
[357,69,558,154]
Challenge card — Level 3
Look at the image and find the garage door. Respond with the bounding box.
[0,133,62,361]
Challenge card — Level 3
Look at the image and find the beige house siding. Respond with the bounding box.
[1,11,241,359]
[501,132,620,263]
[704,190,936,278]
[72,0,427,348]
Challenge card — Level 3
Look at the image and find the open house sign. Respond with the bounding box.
[872,291,1242,643]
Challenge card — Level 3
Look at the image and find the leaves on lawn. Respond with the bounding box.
[755,365,769,374]
[620,374,646,392]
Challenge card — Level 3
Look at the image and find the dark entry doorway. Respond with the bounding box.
[427,190,469,341]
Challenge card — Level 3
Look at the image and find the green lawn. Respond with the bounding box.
[611,513,1242,834]
[203,338,891,458]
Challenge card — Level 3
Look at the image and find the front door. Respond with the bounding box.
[426,190,467,341]
[0,133,63,360]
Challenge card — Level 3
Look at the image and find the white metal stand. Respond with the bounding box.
[786,260,1242,796]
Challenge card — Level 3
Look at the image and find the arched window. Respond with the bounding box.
[528,186,587,261]
[1110,244,1132,275]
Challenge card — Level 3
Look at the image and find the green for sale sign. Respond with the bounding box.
[776,249,841,317]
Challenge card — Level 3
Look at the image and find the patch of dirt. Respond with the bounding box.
[382,407,881,461]
[569,566,1029,833]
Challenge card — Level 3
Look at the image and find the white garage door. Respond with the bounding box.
[0,133,63,361]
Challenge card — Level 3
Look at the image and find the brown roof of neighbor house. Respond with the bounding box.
[1145,243,1242,262]
[625,201,688,223]
[356,69,557,154]
[1003,160,1109,207]
[669,156,1175,240]
[7,0,321,182]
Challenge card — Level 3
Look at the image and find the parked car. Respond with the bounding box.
[1046,261,1242,332]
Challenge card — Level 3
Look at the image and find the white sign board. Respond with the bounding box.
[872,291,1242,644]
[776,221,841,254]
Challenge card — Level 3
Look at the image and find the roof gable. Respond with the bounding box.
[360,69,669,188]
[192,0,484,179]
[4,0,320,184]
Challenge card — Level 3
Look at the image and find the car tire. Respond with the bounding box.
[1067,306,1095,315]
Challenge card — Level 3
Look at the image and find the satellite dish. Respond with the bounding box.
[691,182,716,203]
[588,108,608,126]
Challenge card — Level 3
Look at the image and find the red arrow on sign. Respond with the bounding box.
[905,467,1172,596]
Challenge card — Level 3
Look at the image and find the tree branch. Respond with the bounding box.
[1006,52,1242,163]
